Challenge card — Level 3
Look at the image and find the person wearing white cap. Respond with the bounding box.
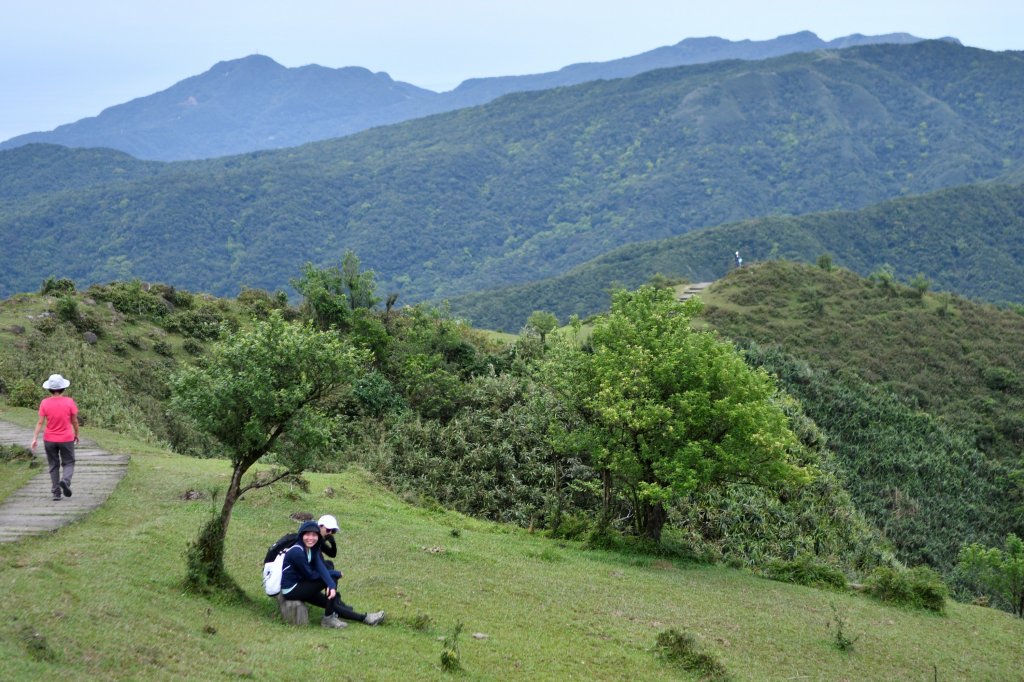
[264,514,343,580]
[30,374,80,501]
[317,514,341,574]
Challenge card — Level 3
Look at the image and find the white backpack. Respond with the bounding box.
[262,548,288,596]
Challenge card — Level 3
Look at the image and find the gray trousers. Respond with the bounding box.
[44,441,75,495]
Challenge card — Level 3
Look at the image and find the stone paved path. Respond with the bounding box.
[678,281,714,301]
[0,419,129,542]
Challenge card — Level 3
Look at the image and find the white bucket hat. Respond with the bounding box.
[318,514,340,531]
[42,374,71,390]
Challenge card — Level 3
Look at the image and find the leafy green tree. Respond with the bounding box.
[546,285,810,542]
[525,310,559,345]
[957,534,1024,617]
[341,250,380,310]
[290,262,350,330]
[170,312,368,592]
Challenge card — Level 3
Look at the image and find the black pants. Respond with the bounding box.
[284,579,366,621]
[44,440,75,496]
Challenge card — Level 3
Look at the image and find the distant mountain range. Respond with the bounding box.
[0,31,949,161]
[2,41,1021,319]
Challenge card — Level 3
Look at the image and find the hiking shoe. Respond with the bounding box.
[52,493,61,501]
[363,610,385,626]
[59,480,72,498]
[321,615,347,629]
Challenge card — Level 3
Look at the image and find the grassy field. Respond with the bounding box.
[1,405,1022,681]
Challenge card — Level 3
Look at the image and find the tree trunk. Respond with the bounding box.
[601,468,612,525]
[184,458,251,594]
[641,499,668,544]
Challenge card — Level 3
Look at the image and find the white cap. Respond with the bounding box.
[318,514,339,531]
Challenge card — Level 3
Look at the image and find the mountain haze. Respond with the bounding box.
[1,32,944,161]
[1,41,1022,306]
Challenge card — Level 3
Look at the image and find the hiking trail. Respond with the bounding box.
[0,419,129,542]
[677,281,714,301]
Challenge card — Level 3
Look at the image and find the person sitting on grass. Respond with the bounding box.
[265,514,342,581]
[280,520,384,628]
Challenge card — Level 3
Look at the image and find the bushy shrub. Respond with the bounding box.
[40,277,76,296]
[152,340,173,357]
[956,534,1024,617]
[351,371,405,417]
[89,281,169,320]
[0,443,34,463]
[181,338,205,356]
[654,629,728,680]
[166,305,224,340]
[764,555,847,589]
[54,296,81,326]
[864,565,948,613]
[7,379,39,408]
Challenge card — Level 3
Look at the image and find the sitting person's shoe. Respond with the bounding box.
[363,610,385,626]
[321,614,347,629]
[60,480,72,497]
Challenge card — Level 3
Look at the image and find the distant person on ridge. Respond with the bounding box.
[735,251,743,268]
[30,373,80,502]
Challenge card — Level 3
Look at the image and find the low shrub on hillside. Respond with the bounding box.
[39,276,76,296]
[0,444,34,463]
[764,555,847,590]
[6,378,39,408]
[88,280,171,321]
[864,566,948,613]
[654,628,728,680]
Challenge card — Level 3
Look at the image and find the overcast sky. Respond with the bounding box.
[1,0,1021,142]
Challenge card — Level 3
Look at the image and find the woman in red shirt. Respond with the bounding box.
[30,374,80,502]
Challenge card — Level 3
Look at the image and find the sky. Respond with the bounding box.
[1,0,1021,142]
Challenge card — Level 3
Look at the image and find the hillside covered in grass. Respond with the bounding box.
[1,411,1022,681]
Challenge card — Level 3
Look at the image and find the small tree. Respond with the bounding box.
[525,310,559,345]
[291,262,351,330]
[546,286,810,542]
[957,534,1024,617]
[171,312,368,593]
[908,273,931,300]
[341,250,380,310]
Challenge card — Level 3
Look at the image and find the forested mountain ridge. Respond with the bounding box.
[449,181,1024,331]
[2,41,1023,304]
[0,32,938,161]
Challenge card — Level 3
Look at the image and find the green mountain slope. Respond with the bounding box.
[1,414,1022,680]
[2,41,1024,302]
[700,262,1024,571]
[450,181,1024,331]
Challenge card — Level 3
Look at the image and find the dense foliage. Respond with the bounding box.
[4,258,1021,618]
[0,266,898,580]
[544,286,809,542]
[2,42,1023,307]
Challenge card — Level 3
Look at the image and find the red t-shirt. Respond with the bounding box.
[39,395,78,442]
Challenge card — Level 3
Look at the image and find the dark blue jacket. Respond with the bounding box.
[280,522,336,594]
